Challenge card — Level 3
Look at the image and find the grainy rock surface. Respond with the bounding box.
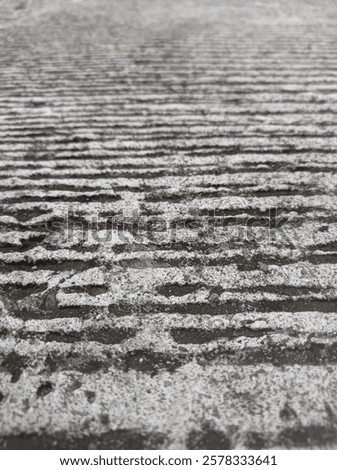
[1,0,337,450]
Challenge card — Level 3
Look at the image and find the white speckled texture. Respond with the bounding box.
[1,0,337,450]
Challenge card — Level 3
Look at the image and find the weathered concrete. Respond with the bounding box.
[1,0,337,449]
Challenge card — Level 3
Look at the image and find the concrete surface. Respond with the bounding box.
[1,0,337,449]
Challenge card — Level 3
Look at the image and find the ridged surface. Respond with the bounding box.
[1,0,337,449]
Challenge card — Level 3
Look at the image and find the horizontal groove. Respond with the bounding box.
[107,299,337,316]
[0,431,166,451]
[18,327,136,344]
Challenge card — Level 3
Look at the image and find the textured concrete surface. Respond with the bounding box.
[1,0,337,449]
